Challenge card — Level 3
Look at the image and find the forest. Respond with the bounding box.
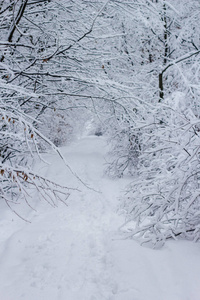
[1,1,200,299]
[1,0,200,246]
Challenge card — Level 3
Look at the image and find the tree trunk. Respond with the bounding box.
[158,0,168,101]
[159,72,163,101]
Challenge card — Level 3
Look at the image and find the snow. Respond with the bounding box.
[0,135,200,300]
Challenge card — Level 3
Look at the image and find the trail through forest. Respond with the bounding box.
[0,135,200,300]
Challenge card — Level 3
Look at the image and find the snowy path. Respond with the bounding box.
[0,136,200,300]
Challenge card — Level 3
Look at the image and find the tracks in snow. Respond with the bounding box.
[1,136,199,300]
[0,136,129,300]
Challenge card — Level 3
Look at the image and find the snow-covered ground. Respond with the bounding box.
[0,135,200,300]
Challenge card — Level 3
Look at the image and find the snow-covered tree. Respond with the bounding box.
[104,0,200,246]
[0,0,112,213]
[1,0,200,242]
[120,92,200,247]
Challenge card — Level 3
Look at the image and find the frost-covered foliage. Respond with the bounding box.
[0,81,73,215]
[120,93,200,247]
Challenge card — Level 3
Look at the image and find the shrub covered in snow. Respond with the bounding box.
[121,93,200,247]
